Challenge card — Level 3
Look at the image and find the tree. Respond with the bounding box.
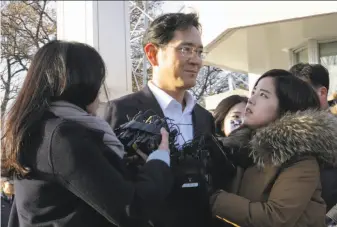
[128,2,249,98]
[129,1,163,91]
[0,0,56,119]
[190,66,248,106]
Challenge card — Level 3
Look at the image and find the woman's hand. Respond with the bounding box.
[158,127,169,152]
[136,127,170,161]
[126,128,170,163]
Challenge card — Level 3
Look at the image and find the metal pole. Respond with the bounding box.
[142,1,149,87]
[129,1,154,21]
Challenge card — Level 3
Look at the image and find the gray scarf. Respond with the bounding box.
[49,101,125,158]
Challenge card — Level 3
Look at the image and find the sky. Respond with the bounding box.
[162,1,184,13]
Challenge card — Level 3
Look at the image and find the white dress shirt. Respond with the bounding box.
[148,81,196,149]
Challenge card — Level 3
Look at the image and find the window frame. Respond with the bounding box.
[291,38,337,65]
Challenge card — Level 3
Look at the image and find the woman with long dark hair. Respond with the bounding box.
[213,95,248,136]
[1,40,173,227]
[211,69,337,227]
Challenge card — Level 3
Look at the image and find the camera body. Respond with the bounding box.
[170,137,212,191]
[115,111,176,156]
[115,111,236,192]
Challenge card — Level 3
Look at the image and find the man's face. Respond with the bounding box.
[155,26,203,90]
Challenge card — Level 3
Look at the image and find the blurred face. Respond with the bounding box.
[244,77,279,128]
[223,102,246,136]
[145,26,203,90]
[2,181,14,196]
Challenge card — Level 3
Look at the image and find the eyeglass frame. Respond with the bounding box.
[157,44,206,60]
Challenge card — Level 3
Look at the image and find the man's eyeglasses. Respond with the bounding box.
[160,45,206,59]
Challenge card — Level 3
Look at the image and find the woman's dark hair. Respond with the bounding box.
[142,13,201,48]
[214,95,248,135]
[254,69,320,116]
[2,40,106,176]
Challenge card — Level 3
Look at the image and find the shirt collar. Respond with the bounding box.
[148,81,196,113]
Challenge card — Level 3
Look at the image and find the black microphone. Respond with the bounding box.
[326,204,337,226]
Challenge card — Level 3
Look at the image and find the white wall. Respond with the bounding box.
[57,1,132,103]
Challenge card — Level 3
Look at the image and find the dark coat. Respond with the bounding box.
[8,113,173,227]
[211,110,337,227]
[320,108,337,211]
[1,194,14,227]
[105,86,215,227]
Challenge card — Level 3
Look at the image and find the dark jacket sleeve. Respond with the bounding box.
[210,113,216,134]
[50,122,173,225]
[107,100,130,130]
[321,168,337,211]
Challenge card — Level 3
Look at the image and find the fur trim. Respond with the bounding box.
[250,110,337,168]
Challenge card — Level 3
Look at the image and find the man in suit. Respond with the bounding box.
[290,63,337,212]
[105,13,215,227]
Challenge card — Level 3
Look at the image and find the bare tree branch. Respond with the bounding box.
[1,0,56,115]
[129,1,163,91]
[35,0,47,42]
[190,66,248,106]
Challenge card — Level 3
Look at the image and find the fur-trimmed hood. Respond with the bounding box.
[250,110,337,168]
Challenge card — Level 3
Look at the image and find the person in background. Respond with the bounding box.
[1,178,14,227]
[213,95,248,137]
[290,63,337,211]
[212,95,250,227]
[1,40,173,227]
[330,92,337,114]
[290,63,330,109]
[211,69,337,227]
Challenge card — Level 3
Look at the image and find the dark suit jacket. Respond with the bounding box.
[106,86,214,138]
[105,86,215,227]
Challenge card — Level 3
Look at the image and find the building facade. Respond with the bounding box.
[186,1,337,97]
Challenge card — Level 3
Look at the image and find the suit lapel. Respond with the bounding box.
[137,85,165,118]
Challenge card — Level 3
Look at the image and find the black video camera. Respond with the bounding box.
[114,111,177,164]
[170,135,236,193]
[115,111,236,191]
[170,137,211,192]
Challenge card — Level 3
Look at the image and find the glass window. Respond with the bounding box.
[319,41,337,98]
[295,48,309,63]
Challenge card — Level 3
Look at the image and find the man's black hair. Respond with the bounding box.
[142,13,201,48]
[289,63,330,91]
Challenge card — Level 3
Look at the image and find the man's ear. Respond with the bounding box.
[144,43,158,66]
[319,86,328,98]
